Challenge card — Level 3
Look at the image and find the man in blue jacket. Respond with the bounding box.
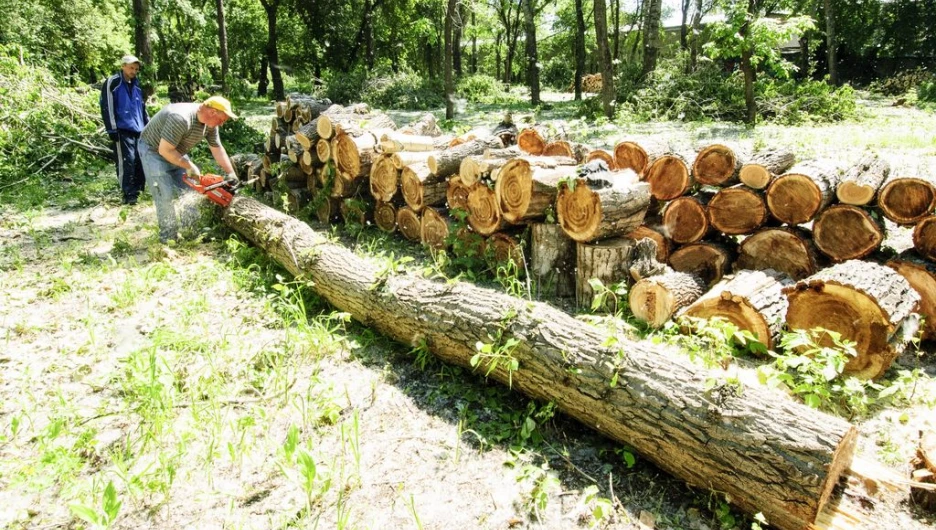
[100,55,149,205]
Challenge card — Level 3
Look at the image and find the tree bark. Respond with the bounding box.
[682,269,793,351]
[594,0,615,118]
[429,136,504,177]
[576,237,635,311]
[221,196,859,530]
[812,205,884,262]
[531,223,576,299]
[783,260,920,380]
[641,0,663,76]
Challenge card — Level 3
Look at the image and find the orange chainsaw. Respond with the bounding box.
[181,173,254,208]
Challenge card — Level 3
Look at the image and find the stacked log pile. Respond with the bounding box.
[233,111,935,380]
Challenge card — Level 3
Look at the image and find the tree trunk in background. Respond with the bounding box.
[471,12,478,73]
[641,0,662,76]
[612,0,621,61]
[216,0,229,93]
[594,0,615,118]
[454,1,466,76]
[524,0,541,106]
[260,0,284,100]
[574,0,586,101]
[495,32,502,80]
[740,0,757,125]
[132,0,154,97]
[680,0,690,50]
[689,0,702,70]
[824,0,838,84]
[257,56,268,97]
[445,0,456,119]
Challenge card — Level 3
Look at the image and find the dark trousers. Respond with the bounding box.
[113,131,145,203]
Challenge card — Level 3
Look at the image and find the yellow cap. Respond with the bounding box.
[203,96,238,120]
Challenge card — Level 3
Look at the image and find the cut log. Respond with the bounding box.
[836,153,890,206]
[315,138,331,165]
[466,183,505,236]
[459,156,484,186]
[878,175,936,226]
[663,195,711,244]
[586,149,616,170]
[295,116,334,149]
[707,185,768,235]
[379,131,451,153]
[340,197,372,226]
[231,153,261,182]
[629,272,708,328]
[222,196,860,530]
[446,176,473,212]
[783,260,921,379]
[693,144,741,186]
[813,205,884,261]
[517,127,546,155]
[613,140,666,175]
[541,140,574,158]
[396,206,422,242]
[766,160,842,225]
[913,216,936,262]
[887,251,936,340]
[736,227,819,281]
[322,104,397,137]
[911,429,936,511]
[284,135,303,164]
[333,131,378,179]
[669,241,733,287]
[420,206,451,250]
[624,224,673,263]
[493,158,533,223]
[401,162,447,212]
[682,269,794,351]
[428,136,504,177]
[315,196,341,224]
[628,236,671,281]
[556,178,651,243]
[487,231,526,271]
[530,223,576,299]
[643,153,692,200]
[398,112,443,137]
[374,201,397,233]
[576,237,635,311]
[369,154,401,203]
[738,149,796,190]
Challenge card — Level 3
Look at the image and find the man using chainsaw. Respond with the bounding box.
[139,96,238,244]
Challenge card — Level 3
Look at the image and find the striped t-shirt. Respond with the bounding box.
[141,103,221,155]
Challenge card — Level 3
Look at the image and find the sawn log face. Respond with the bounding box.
[223,196,857,530]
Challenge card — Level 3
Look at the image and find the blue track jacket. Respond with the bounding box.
[100,73,148,134]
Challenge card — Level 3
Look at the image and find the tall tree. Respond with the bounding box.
[574,0,586,100]
[823,0,838,84]
[454,0,466,76]
[490,0,523,84]
[258,0,284,100]
[257,56,268,96]
[132,0,154,95]
[216,0,230,92]
[641,0,662,76]
[523,0,540,105]
[445,0,457,119]
[594,0,614,118]
[471,11,478,73]
[739,0,758,124]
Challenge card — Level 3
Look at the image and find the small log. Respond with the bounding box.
[459,156,484,186]
[630,272,708,328]
[284,135,303,163]
[315,138,331,164]
[556,178,651,243]
[420,206,451,250]
[576,237,635,311]
[396,205,422,242]
[707,185,768,235]
[627,235,671,281]
[693,144,742,186]
[488,231,526,272]
[586,149,616,170]
[340,197,372,226]
[682,269,794,351]
[517,127,546,155]
[887,251,936,341]
[398,112,443,137]
[374,201,397,233]
[222,196,862,530]
[322,105,397,137]
[530,223,576,299]
[369,154,401,203]
[428,136,504,177]
[329,171,366,199]
[813,205,884,261]
[625,224,671,263]
[836,153,890,206]
[333,131,379,179]
[485,155,576,182]
[295,116,334,149]
[766,160,842,225]
[541,140,574,158]
[736,227,819,281]
[494,158,533,223]
[738,149,796,190]
[401,162,447,212]
[613,139,666,175]
[878,175,936,226]
[380,132,451,153]
[783,260,921,379]
[669,241,733,287]
[663,195,711,244]
[466,183,505,236]
[315,196,341,224]
[644,153,692,200]
[911,429,936,511]
[446,176,473,212]
[913,216,936,261]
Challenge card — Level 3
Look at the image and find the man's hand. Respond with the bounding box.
[225,172,238,186]
[187,162,201,177]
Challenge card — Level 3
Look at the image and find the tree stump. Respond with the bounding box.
[576,237,635,311]
[878,176,936,226]
[836,153,890,206]
[556,178,651,243]
[812,205,884,262]
[783,260,921,379]
[682,269,793,351]
[736,227,819,281]
[707,185,768,235]
[630,272,707,328]
[531,223,576,299]
[766,160,842,225]
[693,144,741,186]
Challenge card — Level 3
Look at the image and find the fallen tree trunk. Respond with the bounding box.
[222,196,859,530]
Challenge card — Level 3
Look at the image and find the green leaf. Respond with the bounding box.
[69,504,101,526]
